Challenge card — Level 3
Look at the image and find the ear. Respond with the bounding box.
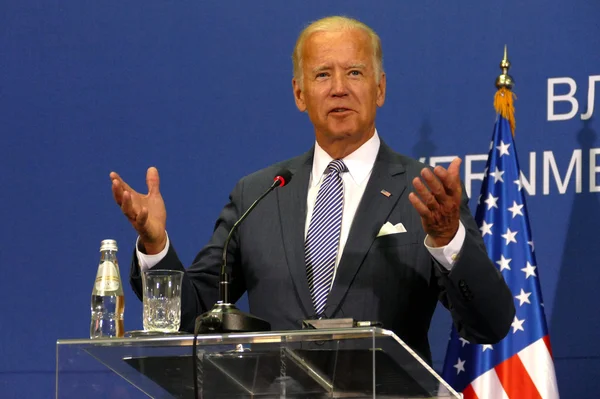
[292,78,307,112]
[376,73,386,107]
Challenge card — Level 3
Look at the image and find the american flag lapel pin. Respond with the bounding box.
[380,189,391,197]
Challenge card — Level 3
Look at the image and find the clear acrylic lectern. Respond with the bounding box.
[56,327,460,398]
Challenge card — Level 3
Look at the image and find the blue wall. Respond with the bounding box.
[1,1,599,397]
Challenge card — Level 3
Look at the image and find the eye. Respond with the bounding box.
[349,70,362,76]
[316,72,329,78]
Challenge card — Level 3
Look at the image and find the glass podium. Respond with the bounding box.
[56,327,460,398]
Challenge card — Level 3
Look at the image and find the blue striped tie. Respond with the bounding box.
[305,159,347,317]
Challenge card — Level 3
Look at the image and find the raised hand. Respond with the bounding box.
[408,158,463,247]
[110,167,167,254]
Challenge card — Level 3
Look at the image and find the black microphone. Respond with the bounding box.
[194,168,293,334]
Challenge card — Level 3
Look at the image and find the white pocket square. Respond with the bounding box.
[377,222,407,237]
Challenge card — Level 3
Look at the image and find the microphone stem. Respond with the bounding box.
[220,272,230,303]
[219,180,280,303]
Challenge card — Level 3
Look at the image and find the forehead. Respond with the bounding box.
[302,29,373,67]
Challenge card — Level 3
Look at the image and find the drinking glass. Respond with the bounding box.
[142,269,184,332]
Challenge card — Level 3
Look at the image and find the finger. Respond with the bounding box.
[447,157,462,176]
[110,179,123,206]
[136,206,149,229]
[110,171,137,194]
[121,190,139,222]
[432,166,455,197]
[408,192,432,218]
[435,158,462,196]
[112,177,133,206]
[109,171,121,182]
[110,171,126,190]
[412,176,439,211]
[419,168,448,204]
[146,167,160,195]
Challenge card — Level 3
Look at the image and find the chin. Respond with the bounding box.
[326,123,359,136]
[329,127,365,140]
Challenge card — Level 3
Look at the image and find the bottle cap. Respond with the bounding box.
[100,239,118,252]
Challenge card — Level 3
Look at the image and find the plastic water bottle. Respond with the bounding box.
[90,239,125,338]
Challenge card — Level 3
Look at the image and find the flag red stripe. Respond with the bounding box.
[495,353,543,399]
[543,334,554,358]
[463,384,480,399]
[519,337,559,399]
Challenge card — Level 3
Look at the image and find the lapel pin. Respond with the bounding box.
[380,189,391,197]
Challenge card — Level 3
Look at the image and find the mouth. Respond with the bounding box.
[328,108,353,115]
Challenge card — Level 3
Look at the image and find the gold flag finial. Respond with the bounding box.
[495,45,514,90]
[494,45,516,135]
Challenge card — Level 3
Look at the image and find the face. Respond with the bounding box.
[293,29,386,149]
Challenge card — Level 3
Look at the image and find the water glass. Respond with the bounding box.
[142,269,184,332]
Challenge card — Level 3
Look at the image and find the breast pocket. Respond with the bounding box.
[372,232,420,248]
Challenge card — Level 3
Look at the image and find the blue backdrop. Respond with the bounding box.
[1,1,599,397]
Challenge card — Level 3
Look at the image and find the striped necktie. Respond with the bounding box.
[305,159,347,317]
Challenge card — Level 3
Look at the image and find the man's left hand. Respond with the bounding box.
[408,158,462,247]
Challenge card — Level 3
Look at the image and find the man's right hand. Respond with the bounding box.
[110,167,167,255]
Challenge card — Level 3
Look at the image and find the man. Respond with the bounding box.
[111,16,514,363]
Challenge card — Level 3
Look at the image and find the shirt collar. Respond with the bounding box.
[311,130,381,187]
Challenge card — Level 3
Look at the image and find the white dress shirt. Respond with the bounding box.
[138,130,465,272]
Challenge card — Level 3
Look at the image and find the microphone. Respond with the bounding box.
[194,168,293,334]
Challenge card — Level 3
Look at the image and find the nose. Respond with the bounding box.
[330,72,348,97]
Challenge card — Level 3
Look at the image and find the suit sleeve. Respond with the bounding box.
[129,179,247,333]
[434,188,516,344]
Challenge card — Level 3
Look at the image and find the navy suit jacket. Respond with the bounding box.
[130,141,515,362]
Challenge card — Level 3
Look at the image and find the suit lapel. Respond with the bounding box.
[277,150,314,318]
[325,142,407,318]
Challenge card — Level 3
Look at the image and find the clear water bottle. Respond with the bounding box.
[90,239,125,338]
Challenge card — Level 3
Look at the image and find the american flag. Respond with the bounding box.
[441,112,559,398]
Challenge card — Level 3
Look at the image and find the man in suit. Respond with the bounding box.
[110,16,514,363]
